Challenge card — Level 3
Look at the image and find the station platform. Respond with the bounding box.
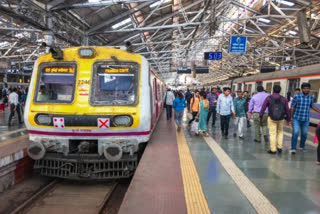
[119,111,320,214]
[0,109,31,192]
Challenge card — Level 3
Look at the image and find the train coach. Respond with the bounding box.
[24,46,165,180]
[211,64,320,124]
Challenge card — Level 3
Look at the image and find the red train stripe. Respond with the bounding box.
[28,130,150,136]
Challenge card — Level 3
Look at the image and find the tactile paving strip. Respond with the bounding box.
[176,128,210,214]
[204,137,280,214]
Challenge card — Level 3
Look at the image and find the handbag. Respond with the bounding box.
[191,120,199,134]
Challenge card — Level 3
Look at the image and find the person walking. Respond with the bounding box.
[197,91,209,137]
[165,88,175,120]
[173,92,187,132]
[185,88,193,112]
[260,85,291,154]
[243,91,251,128]
[188,90,200,125]
[315,125,320,165]
[233,91,247,139]
[8,88,22,126]
[248,86,269,143]
[290,83,320,154]
[217,87,235,139]
[206,87,219,127]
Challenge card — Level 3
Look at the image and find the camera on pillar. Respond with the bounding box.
[41,42,64,60]
[125,41,133,53]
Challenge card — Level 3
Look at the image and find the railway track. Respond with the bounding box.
[10,179,118,214]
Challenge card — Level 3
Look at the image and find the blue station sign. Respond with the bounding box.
[229,36,247,53]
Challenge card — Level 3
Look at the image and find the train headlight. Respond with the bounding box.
[79,48,95,58]
[36,114,51,125]
[113,115,132,127]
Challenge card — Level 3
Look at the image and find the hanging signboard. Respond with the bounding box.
[195,66,209,74]
[177,66,192,74]
[260,65,276,73]
[229,36,247,53]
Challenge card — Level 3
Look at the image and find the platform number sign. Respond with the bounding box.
[204,52,222,60]
[53,117,65,128]
[98,118,110,129]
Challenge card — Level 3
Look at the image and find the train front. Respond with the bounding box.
[24,46,151,180]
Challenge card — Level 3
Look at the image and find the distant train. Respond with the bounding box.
[210,64,320,124]
[24,46,165,180]
[0,82,29,89]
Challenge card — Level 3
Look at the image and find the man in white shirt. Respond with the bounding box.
[165,89,175,120]
[8,88,23,126]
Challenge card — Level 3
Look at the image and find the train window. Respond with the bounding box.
[248,84,252,95]
[34,63,77,103]
[256,82,262,90]
[288,79,300,96]
[309,79,320,102]
[237,83,241,91]
[232,85,235,92]
[244,84,248,91]
[90,62,139,106]
[266,83,272,94]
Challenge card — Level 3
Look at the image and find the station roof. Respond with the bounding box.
[0,0,319,84]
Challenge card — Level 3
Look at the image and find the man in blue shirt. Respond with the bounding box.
[290,82,320,154]
[217,87,236,139]
[206,87,219,127]
[185,88,193,112]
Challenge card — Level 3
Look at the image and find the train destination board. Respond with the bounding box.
[204,52,222,60]
[44,67,75,73]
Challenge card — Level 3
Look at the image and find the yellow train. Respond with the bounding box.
[24,46,165,179]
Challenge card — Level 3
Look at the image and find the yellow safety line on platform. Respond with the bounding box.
[203,137,280,214]
[176,127,210,214]
[0,135,29,148]
[0,128,27,138]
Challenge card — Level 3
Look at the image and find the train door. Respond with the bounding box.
[309,79,320,103]
[266,82,272,94]
[154,78,159,118]
[287,79,300,96]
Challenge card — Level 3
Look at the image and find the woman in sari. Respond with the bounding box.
[197,91,209,137]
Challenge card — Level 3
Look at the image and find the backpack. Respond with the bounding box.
[2,88,7,97]
[269,95,286,121]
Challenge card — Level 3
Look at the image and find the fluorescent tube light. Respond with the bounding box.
[258,18,271,23]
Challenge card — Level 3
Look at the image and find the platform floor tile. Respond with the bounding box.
[184,113,320,214]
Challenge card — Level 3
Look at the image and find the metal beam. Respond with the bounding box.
[102,22,206,33]
[51,0,150,11]
[87,1,153,34]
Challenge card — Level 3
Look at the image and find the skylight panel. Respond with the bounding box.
[150,0,171,8]
[288,30,297,35]
[111,18,131,29]
[273,0,295,7]
[0,41,9,48]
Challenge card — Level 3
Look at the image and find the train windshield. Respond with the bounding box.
[34,63,76,103]
[91,62,139,105]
